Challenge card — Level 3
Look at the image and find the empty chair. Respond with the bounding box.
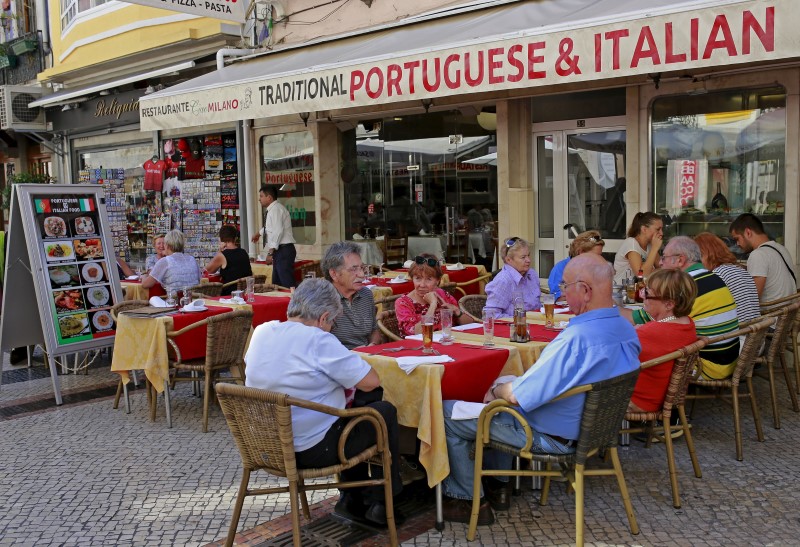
[187,282,224,298]
[381,236,408,269]
[459,295,487,322]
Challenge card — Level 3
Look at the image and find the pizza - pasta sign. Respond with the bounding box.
[118,0,247,23]
[140,1,786,130]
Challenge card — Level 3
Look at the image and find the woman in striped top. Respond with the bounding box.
[694,232,760,325]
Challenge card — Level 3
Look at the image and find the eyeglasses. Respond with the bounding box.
[414,256,439,267]
[558,279,590,292]
[643,287,664,300]
[661,253,683,261]
[505,237,521,248]
[344,264,367,274]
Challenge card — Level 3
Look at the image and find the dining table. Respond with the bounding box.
[387,264,488,299]
[120,273,222,302]
[353,338,525,488]
[449,320,563,370]
[250,259,316,284]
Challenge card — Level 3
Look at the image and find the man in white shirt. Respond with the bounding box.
[730,213,797,303]
[251,184,297,287]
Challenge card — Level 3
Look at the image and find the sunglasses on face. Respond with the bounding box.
[414,256,439,267]
[505,237,521,248]
[643,287,664,300]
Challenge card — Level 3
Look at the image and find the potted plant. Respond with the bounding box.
[10,37,37,56]
[2,172,54,210]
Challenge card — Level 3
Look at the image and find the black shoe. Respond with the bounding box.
[442,497,494,526]
[482,477,511,511]
[363,502,406,528]
[9,347,26,365]
[334,492,366,522]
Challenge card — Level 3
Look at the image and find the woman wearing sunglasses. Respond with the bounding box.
[484,237,541,317]
[629,268,698,413]
[395,254,467,336]
[548,230,606,300]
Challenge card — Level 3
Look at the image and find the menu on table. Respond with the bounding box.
[35,195,118,345]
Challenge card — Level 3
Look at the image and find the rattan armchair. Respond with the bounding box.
[111,300,149,413]
[377,310,403,342]
[187,282,224,298]
[687,317,775,461]
[374,294,402,314]
[253,283,290,293]
[621,339,706,508]
[468,369,641,546]
[165,309,253,432]
[221,274,268,293]
[459,295,487,322]
[453,274,492,297]
[295,260,323,280]
[215,383,398,547]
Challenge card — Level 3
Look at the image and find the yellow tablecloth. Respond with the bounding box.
[111,313,175,392]
[120,281,149,302]
[250,262,272,280]
[356,342,524,487]
[450,329,548,371]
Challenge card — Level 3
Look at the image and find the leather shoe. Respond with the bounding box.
[482,477,511,511]
[364,502,406,528]
[443,497,494,526]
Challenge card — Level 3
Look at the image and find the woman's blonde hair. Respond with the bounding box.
[500,237,529,261]
[568,230,604,258]
[646,268,697,317]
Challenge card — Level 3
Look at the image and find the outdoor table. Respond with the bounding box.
[450,320,560,370]
[205,292,291,326]
[251,259,316,284]
[363,275,414,295]
[120,273,219,302]
[354,339,524,488]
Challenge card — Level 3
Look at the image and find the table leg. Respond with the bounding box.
[435,483,444,531]
[123,382,131,414]
[164,380,173,428]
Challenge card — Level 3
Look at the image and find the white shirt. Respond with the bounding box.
[613,237,650,284]
[244,321,372,451]
[262,200,296,252]
[748,241,797,303]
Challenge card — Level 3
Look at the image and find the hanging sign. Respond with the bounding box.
[116,0,248,23]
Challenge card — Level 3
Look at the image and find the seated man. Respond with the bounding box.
[441,254,641,524]
[244,278,402,527]
[623,236,739,380]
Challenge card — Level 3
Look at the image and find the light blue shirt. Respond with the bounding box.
[548,257,570,299]
[484,264,541,317]
[511,307,640,440]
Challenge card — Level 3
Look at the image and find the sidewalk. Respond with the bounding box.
[3,348,800,546]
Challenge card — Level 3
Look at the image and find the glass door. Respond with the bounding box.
[533,122,626,279]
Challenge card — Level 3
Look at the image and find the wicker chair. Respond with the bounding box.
[374,294,402,314]
[253,283,290,293]
[621,339,706,508]
[215,383,398,547]
[165,309,253,432]
[687,317,775,461]
[467,369,641,545]
[188,282,224,298]
[459,295,487,322]
[377,310,403,342]
[295,260,323,280]
[111,300,149,413]
[221,274,268,293]
[453,274,492,297]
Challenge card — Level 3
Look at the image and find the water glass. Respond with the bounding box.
[180,287,192,309]
[541,294,556,328]
[482,308,496,347]
[421,316,435,354]
[440,308,454,345]
[246,276,255,302]
[166,289,177,307]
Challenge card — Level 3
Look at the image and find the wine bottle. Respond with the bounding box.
[634,269,645,304]
[711,182,728,211]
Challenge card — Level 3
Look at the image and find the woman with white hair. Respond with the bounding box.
[244,278,403,527]
[141,229,201,292]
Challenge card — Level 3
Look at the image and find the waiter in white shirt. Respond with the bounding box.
[251,184,297,287]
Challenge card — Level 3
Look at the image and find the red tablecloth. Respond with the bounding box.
[462,322,561,343]
[123,278,166,298]
[204,272,222,283]
[169,306,233,361]
[355,339,509,402]
[206,294,291,326]
[252,259,315,283]
[368,277,414,295]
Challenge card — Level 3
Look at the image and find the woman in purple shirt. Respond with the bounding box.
[484,237,541,317]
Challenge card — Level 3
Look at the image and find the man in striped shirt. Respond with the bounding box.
[627,236,739,379]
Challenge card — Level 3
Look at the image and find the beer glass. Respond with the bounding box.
[421,316,435,354]
[541,293,556,328]
[482,308,496,347]
[440,308,454,345]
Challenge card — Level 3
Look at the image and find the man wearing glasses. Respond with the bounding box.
[625,236,739,380]
[440,254,640,525]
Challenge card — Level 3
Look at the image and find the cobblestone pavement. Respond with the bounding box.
[3,348,800,546]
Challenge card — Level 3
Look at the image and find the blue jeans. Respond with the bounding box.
[442,400,576,500]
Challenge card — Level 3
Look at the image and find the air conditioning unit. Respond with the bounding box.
[0,85,46,131]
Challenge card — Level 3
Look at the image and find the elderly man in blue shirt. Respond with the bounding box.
[441,253,641,525]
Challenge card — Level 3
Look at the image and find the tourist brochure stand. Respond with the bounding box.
[0,184,123,404]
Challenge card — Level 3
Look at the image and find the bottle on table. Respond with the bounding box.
[634,269,645,304]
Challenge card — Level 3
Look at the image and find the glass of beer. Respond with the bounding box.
[542,293,556,328]
[440,308,454,345]
[422,316,435,353]
[625,281,637,304]
[482,308,496,347]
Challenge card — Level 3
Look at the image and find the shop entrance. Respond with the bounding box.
[532,117,626,280]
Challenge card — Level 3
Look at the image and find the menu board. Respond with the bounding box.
[34,195,119,345]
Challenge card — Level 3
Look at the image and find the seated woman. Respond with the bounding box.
[629,268,698,413]
[548,230,605,299]
[612,212,663,284]
[244,278,403,526]
[205,225,253,296]
[484,237,541,316]
[395,254,468,336]
[694,232,760,325]
[145,234,167,273]
[142,229,201,292]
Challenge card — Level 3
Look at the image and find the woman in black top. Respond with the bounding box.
[205,225,253,295]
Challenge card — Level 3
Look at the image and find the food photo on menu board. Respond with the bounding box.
[80,261,107,284]
[48,264,81,289]
[84,284,111,309]
[90,310,115,332]
[73,238,104,261]
[57,313,91,340]
[44,240,76,262]
[52,289,86,314]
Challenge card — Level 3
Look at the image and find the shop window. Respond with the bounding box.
[343,110,498,269]
[259,131,316,245]
[651,86,787,251]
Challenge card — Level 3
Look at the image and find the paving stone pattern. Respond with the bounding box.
[3,348,800,546]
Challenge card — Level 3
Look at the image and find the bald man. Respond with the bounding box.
[439,254,641,525]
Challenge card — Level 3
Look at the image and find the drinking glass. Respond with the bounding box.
[625,281,637,304]
[231,290,244,301]
[421,316,435,354]
[364,228,371,239]
[440,308,454,345]
[246,276,255,302]
[482,308,496,347]
[541,293,556,328]
[166,289,177,307]
[180,287,192,309]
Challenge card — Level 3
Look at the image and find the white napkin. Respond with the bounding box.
[452,322,483,331]
[362,284,377,289]
[388,277,408,284]
[219,297,246,305]
[419,229,428,235]
[149,296,168,307]
[353,233,364,240]
[405,333,444,342]
[395,355,455,374]
[403,260,414,268]
[540,305,571,314]
[125,275,140,280]
[182,299,206,311]
[450,262,464,270]
[451,401,487,420]
[375,235,385,241]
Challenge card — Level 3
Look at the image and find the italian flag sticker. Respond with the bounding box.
[79,198,96,211]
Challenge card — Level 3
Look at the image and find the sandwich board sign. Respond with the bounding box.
[0,184,123,404]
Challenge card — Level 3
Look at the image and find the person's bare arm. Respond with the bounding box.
[205,252,225,275]
[355,368,381,391]
[141,274,156,289]
[368,328,383,345]
[493,381,518,405]
[753,276,766,298]
[618,306,635,325]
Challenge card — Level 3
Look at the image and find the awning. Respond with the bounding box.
[140,0,793,131]
[29,61,196,108]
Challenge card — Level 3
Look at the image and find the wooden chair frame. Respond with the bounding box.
[187,282,224,298]
[382,237,408,268]
[221,274,268,292]
[469,369,641,546]
[215,383,398,547]
[453,274,492,297]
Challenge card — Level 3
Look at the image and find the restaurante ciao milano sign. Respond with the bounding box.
[141,0,786,130]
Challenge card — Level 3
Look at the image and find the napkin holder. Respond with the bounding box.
[509,308,529,343]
